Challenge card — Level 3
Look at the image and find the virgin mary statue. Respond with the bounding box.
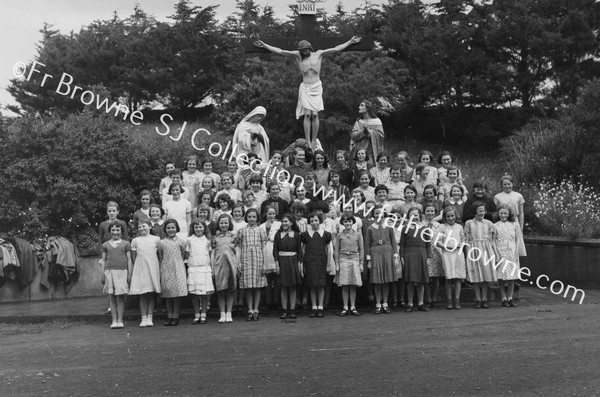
[232,106,270,164]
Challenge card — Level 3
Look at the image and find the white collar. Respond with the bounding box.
[307,229,324,237]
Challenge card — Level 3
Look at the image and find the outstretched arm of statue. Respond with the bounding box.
[320,36,362,56]
[254,39,300,58]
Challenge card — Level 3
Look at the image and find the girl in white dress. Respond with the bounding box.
[438,206,467,310]
[130,220,161,327]
[187,219,214,324]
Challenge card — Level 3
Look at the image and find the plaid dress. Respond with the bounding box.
[237,225,267,289]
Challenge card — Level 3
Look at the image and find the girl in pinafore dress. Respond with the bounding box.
[494,205,527,307]
[464,202,498,309]
[438,206,467,310]
[366,205,398,314]
[129,220,161,328]
[236,208,268,321]
[187,219,214,324]
[334,214,364,316]
[424,204,444,307]
[158,219,188,326]
[273,214,303,319]
[400,207,431,312]
[212,214,238,323]
[260,205,282,311]
[301,212,332,318]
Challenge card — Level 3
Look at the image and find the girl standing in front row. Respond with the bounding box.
[334,215,364,316]
[212,214,238,323]
[464,202,497,309]
[494,205,527,307]
[438,206,467,309]
[237,208,267,321]
[273,214,303,319]
[100,222,132,329]
[158,219,188,326]
[400,207,431,312]
[301,212,332,318]
[261,206,282,312]
[187,219,214,324]
[129,220,161,327]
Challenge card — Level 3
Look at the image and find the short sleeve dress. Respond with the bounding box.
[212,231,238,292]
[438,223,467,280]
[273,231,303,287]
[301,230,332,287]
[158,237,188,298]
[464,218,497,283]
[129,234,161,295]
[163,198,192,240]
[237,225,267,289]
[494,220,527,280]
[186,235,214,295]
[494,191,525,225]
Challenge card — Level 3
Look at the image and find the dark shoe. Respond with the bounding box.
[454,301,462,310]
[399,301,407,309]
[280,312,288,320]
[164,319,172,326]
[382,306,392,314]
[501,300,508,307]
[508,299,518,307]
[316,309,324,318]
[481,301,490,309]
[429,301,435,308]
[192,317,200,325]
[350,309,360,316]
[253,312,260,321]
[302,303,310,311]
[171,319,179,326]
[290,310,297,319]
[309,309,317,318]
[446,301,453,310]
[417,305,429,312]
[338,309,348,316]
[474,300,482,309]
[247,313,253,321]
[374,307,382,314]
[392,301,398,308]
[405,305,414,313]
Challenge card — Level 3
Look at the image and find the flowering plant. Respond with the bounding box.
[533,179,600,239]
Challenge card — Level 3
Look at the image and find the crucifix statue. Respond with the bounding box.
[248,0,372,150]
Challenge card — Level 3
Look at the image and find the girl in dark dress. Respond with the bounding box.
[300,212,332,318]
[273,214,303,319]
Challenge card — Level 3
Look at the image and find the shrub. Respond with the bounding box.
[532,179,600,239]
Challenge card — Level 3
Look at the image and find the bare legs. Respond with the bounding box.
[303,112,319,150]
[109,295,125,325]
[406,283,425,307]
[165,297,181,319]
[218,290,235,322]
[245,288,262,314]
[473,282,490,307]
[139,293,155,325]
[341,286,357,310]
[281,286,297,311]
[373,283,390,307]
[310,286,325,308]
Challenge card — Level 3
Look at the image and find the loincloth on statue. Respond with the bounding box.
[296,80,324,119]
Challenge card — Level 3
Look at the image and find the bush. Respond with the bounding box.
[531,179,600,239]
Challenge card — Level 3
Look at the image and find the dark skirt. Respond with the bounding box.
[403,246,429,284]
[304,253,327,287]
[370,244,397,284]
[279,255,302,287]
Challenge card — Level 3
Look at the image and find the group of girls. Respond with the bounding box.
[100,148,527,328]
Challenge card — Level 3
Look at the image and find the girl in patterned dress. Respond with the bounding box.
[130,220,161,327]
[301,212,332,318]
[312,150,330,187]
[464,202,497,309]
[438,206,467,309]
[494,175,525,231]
[158,219,187,326]
[370,151,391,186]
[273,214,303,319]
[187,219,214,324]
[334,215,364,316]
[260,206,282,311]
[495,205,527,307]
[423,204,444,307]
[181,155,202,208]
[236,208,268,321]
[212,214,237,323]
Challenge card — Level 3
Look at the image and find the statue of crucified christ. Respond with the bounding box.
[254,36,362,150]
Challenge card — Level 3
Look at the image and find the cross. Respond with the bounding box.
[243,1,373,53]
[243,1,372,150]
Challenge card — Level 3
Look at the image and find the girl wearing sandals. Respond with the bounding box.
[334,214,364,316]
[186,219,214,324]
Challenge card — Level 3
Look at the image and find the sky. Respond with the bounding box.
[0,0,382,116]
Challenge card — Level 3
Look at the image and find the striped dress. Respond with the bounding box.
[464,218,497,283]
